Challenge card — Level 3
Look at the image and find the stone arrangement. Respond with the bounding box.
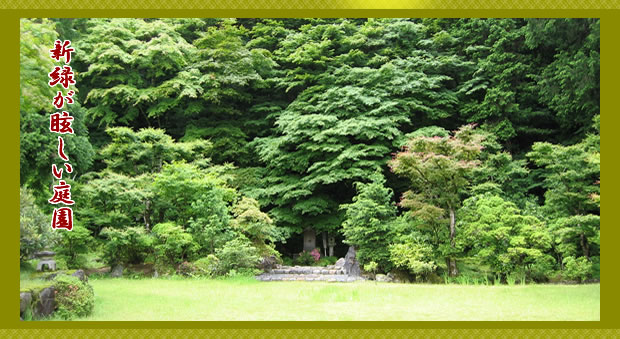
[256,246,364,282]
[255,264,363,282]
[20,269,88,320]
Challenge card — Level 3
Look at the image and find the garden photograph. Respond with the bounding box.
[19,17,600,321]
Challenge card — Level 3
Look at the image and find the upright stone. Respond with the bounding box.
[110,264,124,278]
[20,292,32,317]
[71,269,88,282]
[35,287,56,318]
[343,246,361,277]
[303,228,316,252]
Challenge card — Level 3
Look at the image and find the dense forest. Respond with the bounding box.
[20,18,600,283]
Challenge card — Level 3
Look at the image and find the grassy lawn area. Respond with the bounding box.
[71,277,599,321]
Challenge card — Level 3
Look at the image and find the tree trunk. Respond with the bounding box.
[448,258,458,277]
[449,207,456,247]
[448,207,459,276]
[143,199,152,232]
[580,233,590,259]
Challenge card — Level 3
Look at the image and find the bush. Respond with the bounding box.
[52,275,95,320]
[230,197,284,256]
[389,237,436,280]
[364,261,378,279]
[282,257,293,266]
[315,256,337,267]
[458,194,552,280]
[20,187,59,262]
[152,222,199,267]
[340,172,397,273]
[563,256,593,282]
[55,223,94,269]
[177,261,196,276]
[215,237,260,275]
[310,248,320,261]
[295,250,315,266]
[528,254,555,282]
[100,227,152,267]
[193,255,220,277]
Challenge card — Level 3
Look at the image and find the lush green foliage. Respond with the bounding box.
[389,237,437,280]
[20,18,600,284]
[100,227,152,266]
[55,224,94,268]
[458,194,554,281]
[52,275,95,319]
[151,222,199,267]
[20,188,58,262]
[389,125,486,275]
[215,237,261,275]
[562,256,593,282]
[193,255,220,277]
[341,172,397,272]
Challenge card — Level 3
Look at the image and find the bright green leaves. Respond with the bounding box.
[20,187,59,262]
[524,19,599,136]
[78,19,197,127]
[527,121,600,263]
[341,172,397,272]
[20,19,58,114]
[458,194,553,279]
[100,127,211,176]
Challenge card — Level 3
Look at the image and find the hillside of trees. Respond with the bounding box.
[20,18,600,283]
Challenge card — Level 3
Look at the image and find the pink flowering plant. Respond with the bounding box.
[310,248,321,262]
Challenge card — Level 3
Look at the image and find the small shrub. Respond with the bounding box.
[177,261,196,276]
[100,227,152,267]
[194,255,220,277]
[215,237,260,275]
[563,256,593,282]
[364,261,378,279]
[529,255,555,282]
[315,256,337,267]
[152,223,199,267]
[52,275,95,320]
[282,257,293,266]
[389,239,436,280]
[506,273,516,286]
[55,223,94,269]
[310,248,321,261]
[295,250,315,266]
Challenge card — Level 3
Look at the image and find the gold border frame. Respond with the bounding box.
[6,1,614,336]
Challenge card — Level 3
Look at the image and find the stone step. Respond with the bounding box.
[269,267,345,275]
[256,273,363,282]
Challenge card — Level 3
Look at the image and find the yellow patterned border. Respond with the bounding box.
[2,328,620,338]
[0,0,618,10]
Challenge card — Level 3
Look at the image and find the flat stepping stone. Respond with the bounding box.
[267,265,345,275]
[255,273,364,282]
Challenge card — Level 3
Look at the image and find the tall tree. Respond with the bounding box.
[527,115,600,267]
[389,124,485,276]
[256,19,462,250]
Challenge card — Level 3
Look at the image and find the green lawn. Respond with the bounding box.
[71,277,599,321]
